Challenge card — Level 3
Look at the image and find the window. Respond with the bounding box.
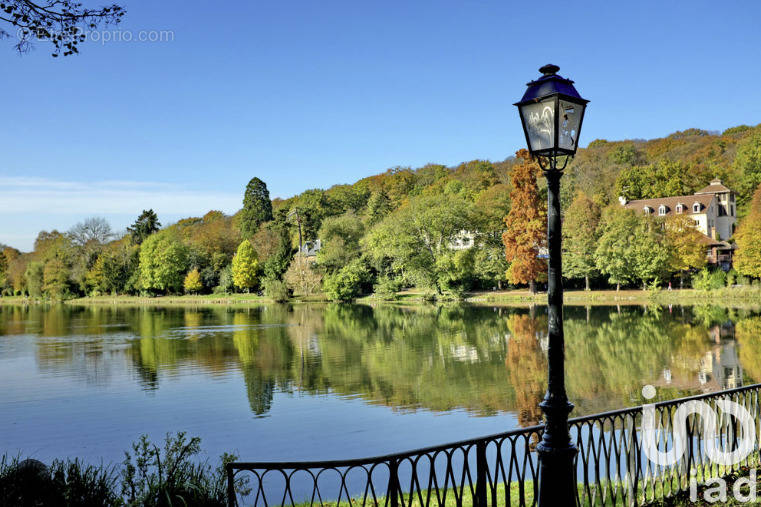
[643,206,652,215]
[676,204,684,214]
[658,205,667,216]
[693,203,701,213]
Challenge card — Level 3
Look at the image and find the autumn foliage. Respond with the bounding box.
[502,150,546,292]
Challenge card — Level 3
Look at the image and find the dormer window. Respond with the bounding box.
[676,204,684,214]
[658,205,667,216]
[693,202,701,213]
[643,206,652,215]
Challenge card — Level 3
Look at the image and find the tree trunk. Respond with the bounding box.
[585,275,590,291]
[529,280,536,294]
[616,283,620,292]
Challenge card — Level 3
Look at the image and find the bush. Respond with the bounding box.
[1,433,249,507]
[0,455,119,507]
[213,266,234,294]
[692,268,728,291]
[323,260,371,302]
[709,269,727,290]
[121,432,242,507]
[373,276,402,301]
[726,269,737,287]
[691,269,711,290]
[263,278,290,303]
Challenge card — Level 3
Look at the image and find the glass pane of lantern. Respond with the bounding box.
[520,99,555,152]
[559,99,583,151]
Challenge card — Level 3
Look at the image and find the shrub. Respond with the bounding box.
[323,259,371,302]
[263,278,290,303]
[121,432,247,507]
[0,455,120,507]
[691,268,712,290]
[1,434,248,507]
[213,266,235,294]
[709,269,727,290]
[373,276,402,301]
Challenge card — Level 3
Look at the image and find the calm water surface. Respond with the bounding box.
[1,303,759,466]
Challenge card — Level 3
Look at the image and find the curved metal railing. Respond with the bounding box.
[228,383,761,506]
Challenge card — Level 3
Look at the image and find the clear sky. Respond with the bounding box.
[2,0,761,251]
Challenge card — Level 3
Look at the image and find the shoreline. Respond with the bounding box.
[1,287,759,308]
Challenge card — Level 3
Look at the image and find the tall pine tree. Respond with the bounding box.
[240,177,273,237]
[502,150,546,293]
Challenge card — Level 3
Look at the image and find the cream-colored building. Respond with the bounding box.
[619,179,737,266]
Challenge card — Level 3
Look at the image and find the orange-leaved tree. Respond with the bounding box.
[734,183,761,279]
[502,150,547,293]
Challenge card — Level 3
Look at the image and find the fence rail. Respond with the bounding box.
[227,383,761,506]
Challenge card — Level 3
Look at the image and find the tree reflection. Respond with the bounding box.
[1,303,757,419]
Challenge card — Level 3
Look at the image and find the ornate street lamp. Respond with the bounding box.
[514,64,588,506]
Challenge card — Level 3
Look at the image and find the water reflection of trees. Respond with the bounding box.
[1,303,759,419]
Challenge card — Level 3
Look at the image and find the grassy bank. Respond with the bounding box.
[2,287,761,308]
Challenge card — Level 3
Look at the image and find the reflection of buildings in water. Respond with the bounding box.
[698,322,742,390]
[449,344,479,363]
[660,321,742,392]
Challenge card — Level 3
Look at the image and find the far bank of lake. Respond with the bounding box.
[2,287,760,308]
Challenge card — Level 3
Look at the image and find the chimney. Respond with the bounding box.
[618,196,628,206]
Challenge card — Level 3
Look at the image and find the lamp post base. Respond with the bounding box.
[536,444,577,506]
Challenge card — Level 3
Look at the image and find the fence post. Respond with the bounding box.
[226,464,236,507]
[388,458,399,507]
[476,441,487,507]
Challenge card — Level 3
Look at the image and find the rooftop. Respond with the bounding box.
[696,179,731,195]
[623,194,714,216]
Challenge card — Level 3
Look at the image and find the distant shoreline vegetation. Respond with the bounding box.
[1,125,761,304]
[2,286,761,309]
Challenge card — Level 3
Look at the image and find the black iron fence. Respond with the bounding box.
[227,383,761,506]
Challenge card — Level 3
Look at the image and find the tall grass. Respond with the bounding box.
[0,432,249,507]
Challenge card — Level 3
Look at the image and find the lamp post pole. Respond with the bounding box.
[536,162,577,506]
[513,64,589,506]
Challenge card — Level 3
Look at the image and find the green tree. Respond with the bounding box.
[128,209,161,245]
[240,177,273,237]
[184,268,203,294]
[665,214,707,287]
[25,261,44,297]
[323,259,371,301]
[563,192,601,290]
[734,184,761,278]
[594,208,669,289]
[231,240,259,292]
[139,232,189,293]
[733,133,761,209]
[502,150,546,293]
[261,211,294,281]
[43,257,70,298]
[594,208,641,290]
[614,160,695,201]
[364,189,392,226]
[317,211,365,273]
[363,193,472,294]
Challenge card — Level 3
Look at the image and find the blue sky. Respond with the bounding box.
[3,0,761,250]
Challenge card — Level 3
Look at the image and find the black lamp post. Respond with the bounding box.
[514,64,588,506]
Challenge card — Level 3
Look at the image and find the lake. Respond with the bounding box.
[1,303,759,467]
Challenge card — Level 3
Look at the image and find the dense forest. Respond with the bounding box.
[2,124,761,301]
